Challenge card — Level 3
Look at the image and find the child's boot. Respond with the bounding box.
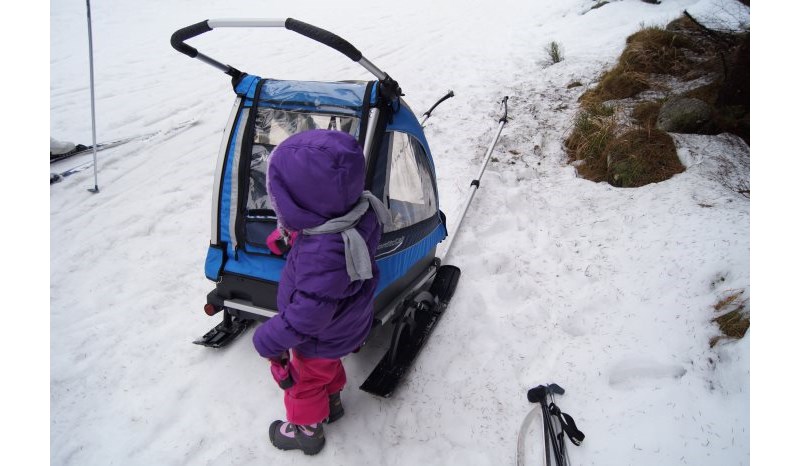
[326,392,345,424]
[269,421,325,455]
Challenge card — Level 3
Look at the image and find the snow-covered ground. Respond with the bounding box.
[45,0,754,464]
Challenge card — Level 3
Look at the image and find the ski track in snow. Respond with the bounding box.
[51,1,749,465]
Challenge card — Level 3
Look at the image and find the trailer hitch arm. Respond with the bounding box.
[440,96,509,262]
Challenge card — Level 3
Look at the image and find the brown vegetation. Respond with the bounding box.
[566,12,749,186]
[710,290,749,347]
[605,129,683,187]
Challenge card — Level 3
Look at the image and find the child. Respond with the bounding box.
[252,129,388,455]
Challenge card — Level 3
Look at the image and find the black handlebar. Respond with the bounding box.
[170,18,366,65]
[285,18,362,62]
[170,20,212,58]
[170,18,398,98]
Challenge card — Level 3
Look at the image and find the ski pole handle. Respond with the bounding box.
[499,96,509,123]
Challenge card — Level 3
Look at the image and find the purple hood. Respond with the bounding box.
[253,130,381,360]
[267,130,366,231]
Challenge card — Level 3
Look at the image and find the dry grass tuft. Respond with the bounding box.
[590,69,651,101]
[632,101,663,128]
[604,128,683,187]
[710,290,749,347]
[566,102,683,187]
[582,23,707,102]
[565,105,618,181]
[545,41,565,65]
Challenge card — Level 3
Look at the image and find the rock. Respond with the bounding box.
[656,97,713,133]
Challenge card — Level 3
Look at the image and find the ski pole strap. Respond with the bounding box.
[549,402,585,446]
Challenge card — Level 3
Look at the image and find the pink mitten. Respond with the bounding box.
[268,352,295,389]
[266,229,298,256]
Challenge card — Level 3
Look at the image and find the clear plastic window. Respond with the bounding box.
[244,108,360,250]
[384,132,437,232]
[247,108,360,213]
[253,109,358,147]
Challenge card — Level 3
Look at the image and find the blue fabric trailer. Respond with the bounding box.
[172,18,461,397]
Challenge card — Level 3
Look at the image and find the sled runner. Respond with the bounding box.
[171,19,501,396]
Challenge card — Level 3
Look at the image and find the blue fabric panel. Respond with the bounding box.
[204,245,225,281]
[223,250,285,282]
[218,110,247,247]
[370,83,378,105]
[221,224,445,290]
[235,75,261,98]
[375,223,447,294]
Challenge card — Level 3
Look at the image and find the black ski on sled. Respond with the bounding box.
[193,309,255,349]
[360,265,460,397]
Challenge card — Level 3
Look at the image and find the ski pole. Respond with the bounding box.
[440,96,508,262]
[86,0,99,194]
[516,406,548,466]
[526,384,584,466]
[420,90,455,126]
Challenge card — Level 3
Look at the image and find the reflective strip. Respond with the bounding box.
[223,299,278,318]
[383,132,394,206]
[229,107,250,251]
[363,108,379,160]
[211,97,242,245]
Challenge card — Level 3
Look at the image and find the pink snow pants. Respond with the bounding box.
[285,349,346,425]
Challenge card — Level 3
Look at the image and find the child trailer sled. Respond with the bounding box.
[171,18,464,397]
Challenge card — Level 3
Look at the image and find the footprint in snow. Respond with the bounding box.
[607,358,687,390]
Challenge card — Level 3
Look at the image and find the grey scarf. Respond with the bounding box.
[303,192,391,281]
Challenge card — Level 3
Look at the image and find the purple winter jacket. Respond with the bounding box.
[252,129,381,360]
